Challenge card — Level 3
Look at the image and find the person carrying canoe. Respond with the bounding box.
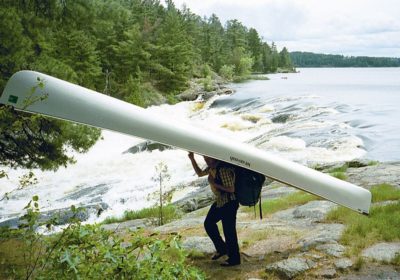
[188,152,240,267]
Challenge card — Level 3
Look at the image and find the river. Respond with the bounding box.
[1,67,399,224]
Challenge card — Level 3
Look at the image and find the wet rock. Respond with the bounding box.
[271,114,292,123]
[181,236,215,254]
[173,178,213,212]
[334,258,353,270]
[123,140,172,154]
[57,183,110,202]
[315,243,346,257]
[266,257,316,279]
[361,242,400,262]
[0,203,108,229]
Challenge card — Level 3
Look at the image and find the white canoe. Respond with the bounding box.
[0,71,371,214]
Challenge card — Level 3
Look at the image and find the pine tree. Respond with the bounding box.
[246,28,263,72]
[154,7,194,93]
[202,14,225,71]
[279,47,292,69]
[0,7,33,90]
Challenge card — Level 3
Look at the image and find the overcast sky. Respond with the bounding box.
[172,0,400,57]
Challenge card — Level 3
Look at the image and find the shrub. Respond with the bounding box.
[202,76,213,92]
[219,65,234,81]
[0,197,203,279]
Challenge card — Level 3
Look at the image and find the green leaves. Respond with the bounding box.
[34,224,204,279]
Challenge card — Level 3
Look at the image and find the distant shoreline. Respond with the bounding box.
[290,51,400,68]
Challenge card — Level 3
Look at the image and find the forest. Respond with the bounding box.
[290,51,400,67]
[0,0,294,172]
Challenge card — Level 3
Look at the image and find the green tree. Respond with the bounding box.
[112,24,152,83]
[279,47,292,69]
[224,19,247,50]
[230,47,253,77]
[247,28,263,72]
[269,42,280,72]
[0,107,100,170]
[0,7,33,90]
[54,30,102,89]
[201,14,225,71]
[154,7,194,93]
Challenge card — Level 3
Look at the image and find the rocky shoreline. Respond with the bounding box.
[104,160,400,279]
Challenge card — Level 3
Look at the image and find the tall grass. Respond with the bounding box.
[370,183,400,202]
[102,204,182,225]
[328,163,348,180]
[325,184,400,256]
[328,163,349,173]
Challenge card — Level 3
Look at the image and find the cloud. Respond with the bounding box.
[173,0,400,57]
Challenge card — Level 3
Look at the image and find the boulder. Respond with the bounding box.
[334,258,353,271]
[315,243,346,257]
[292,201,337,222]
[314,268,337,279]
[298,224,345,250]
[181,236,215,254]
[266,257,316,279]
[173,178,214,212]
[123,140,172,154]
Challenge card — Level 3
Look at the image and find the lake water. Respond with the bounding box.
[1,67,399,224]
[219,68,400,162]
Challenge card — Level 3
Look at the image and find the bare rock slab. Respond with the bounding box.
[346,162,400,189]
[266,257,316,279]
[361,242,400,262]
[298,223,345,250]
[293,200,337,222]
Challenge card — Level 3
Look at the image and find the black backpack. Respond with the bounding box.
[216,162,266,217]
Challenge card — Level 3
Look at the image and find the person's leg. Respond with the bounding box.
[204,203,227,255]
[221,200,240,265]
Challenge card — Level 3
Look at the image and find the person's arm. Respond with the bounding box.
[188,152,208,177]
[208,168,235,193]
